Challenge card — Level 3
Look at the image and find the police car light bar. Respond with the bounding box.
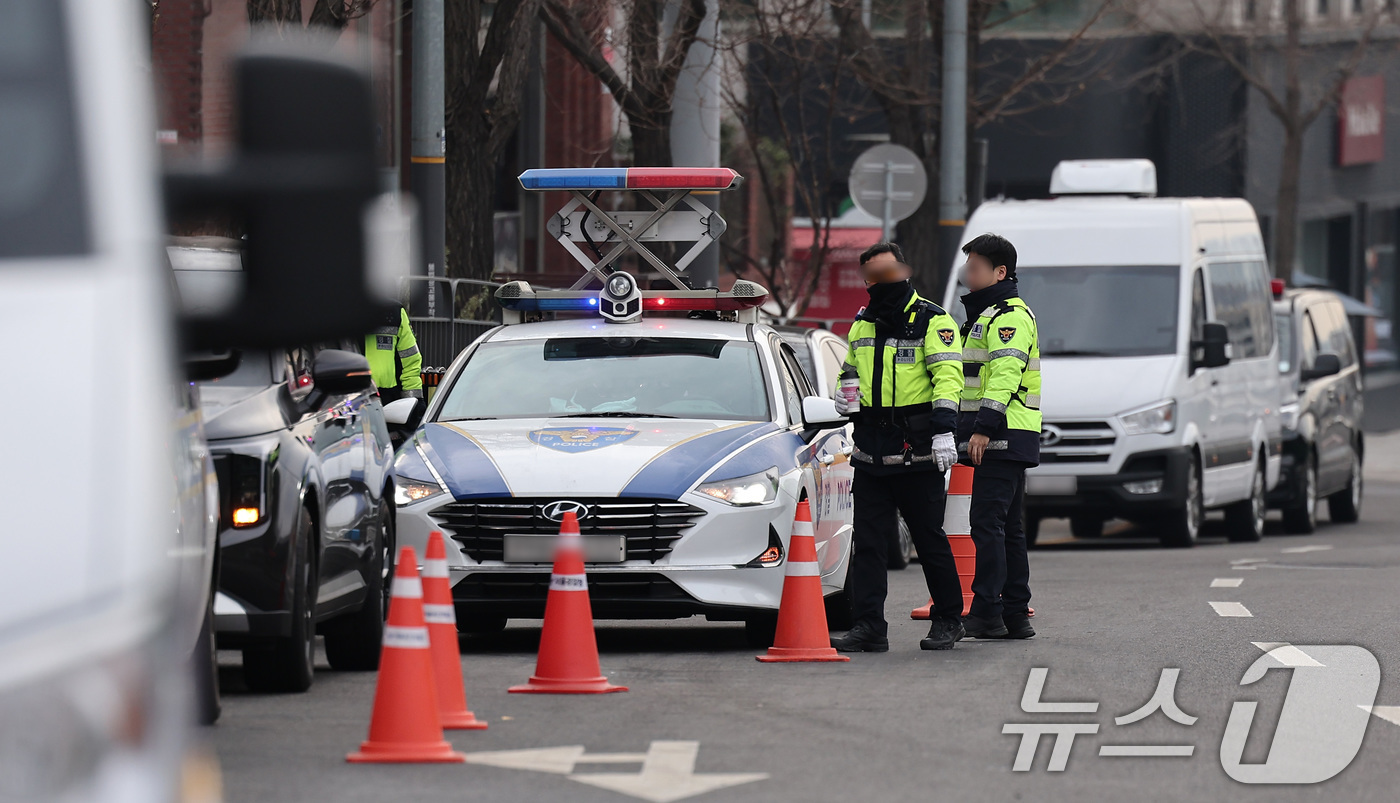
[519,167,741,192]
[495,277,769,315]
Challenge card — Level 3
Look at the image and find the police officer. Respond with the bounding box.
[830,243,966,652]
[366,306,424,405]
[956,233,1039,640]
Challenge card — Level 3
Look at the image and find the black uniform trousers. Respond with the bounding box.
[968,460,1033,620]
[851,468,964,635]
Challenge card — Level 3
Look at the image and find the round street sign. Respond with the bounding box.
[848,143,928,228]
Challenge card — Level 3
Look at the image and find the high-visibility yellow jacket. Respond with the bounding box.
[365,308,423,394]
[956,285,1040,465]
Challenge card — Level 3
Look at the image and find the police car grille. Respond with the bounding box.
[433,498,706,563]
[1039,421,1115,464]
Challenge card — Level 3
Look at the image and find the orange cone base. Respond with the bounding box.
[911,600,932,620]
[508,675,628,694]
[439,710,490,730]
[757,645,850,663]
[346,740,466,764]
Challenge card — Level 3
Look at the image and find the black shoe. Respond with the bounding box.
[920,618,964,650]
[831,623,889,652]
[1001,613,1036,639]
[963,613,1009,639]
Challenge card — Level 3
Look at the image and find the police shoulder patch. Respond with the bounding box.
[998,326,1016,344]
[937,328,955,346]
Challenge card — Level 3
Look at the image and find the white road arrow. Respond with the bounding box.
[1360,705,1400,727]
[464,745,589,775]
[570,741,768,803]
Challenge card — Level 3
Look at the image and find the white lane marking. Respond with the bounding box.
[1252,642,1324,667]
[1209,601,1253,617]
[1211,578,1244,588]
[464,742,768,802]
[1280,544,1333,554]
[1231,558,1269,565]
[1360,705,1400,727]
[1098,745,1194,757]
[571,741,769,803]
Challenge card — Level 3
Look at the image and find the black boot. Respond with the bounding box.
[831,623,889,652]
[963,613,1009,639]
[1001,612,1036,639]
[919,618,965,650]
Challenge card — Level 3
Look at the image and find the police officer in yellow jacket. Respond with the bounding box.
[366,307,424,405]
[956,234,1039,640]
[829,243,967,652]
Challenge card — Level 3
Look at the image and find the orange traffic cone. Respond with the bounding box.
[347,546,465,763]
[508,512,627,694]
[423,531,488,729]
[913,464,976,620]
[757,500,849,663]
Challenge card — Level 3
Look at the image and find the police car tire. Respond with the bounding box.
[824,570,855,631]
[888,517,913,570]
[456,615,508,635]
[323,505,392,671]
[744,613,779,648]
[243,507,317,693]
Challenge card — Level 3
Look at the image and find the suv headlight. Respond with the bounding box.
[1118,399,1176,436]
[694,468,780,506]
[395,478,446,507]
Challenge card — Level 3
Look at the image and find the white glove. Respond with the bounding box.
[833,390,852,415]
[932,432,957,473]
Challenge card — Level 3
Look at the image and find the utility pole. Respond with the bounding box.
[667,0,720,289]
[411,0,445,317]
[938,0,968,288]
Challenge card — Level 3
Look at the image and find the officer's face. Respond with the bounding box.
[861,252,909,287]
[959,253,1007,292]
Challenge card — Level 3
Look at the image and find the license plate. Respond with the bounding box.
[502,534,627,563]
[1026,475,1077,495]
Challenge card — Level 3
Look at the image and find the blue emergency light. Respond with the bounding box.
[519,167,741,192]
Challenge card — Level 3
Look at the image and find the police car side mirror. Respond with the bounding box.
[1193,322,1231,370]
[164,36,400,352]
[382,396,422,428]
[801,396,845,428]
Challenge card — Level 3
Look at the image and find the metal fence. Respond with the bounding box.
[403,276,503,371]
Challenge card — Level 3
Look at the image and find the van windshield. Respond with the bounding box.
[957,266,1180,358]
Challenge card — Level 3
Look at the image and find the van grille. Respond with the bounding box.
[432,498,705,563]
[1039,421,1114,464]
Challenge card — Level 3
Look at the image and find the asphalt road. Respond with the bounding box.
[210,456,1400,802]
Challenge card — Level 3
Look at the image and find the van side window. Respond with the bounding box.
[1300,312,1320,370]
[1191,270,1206,342]
[1207,261,1273,359]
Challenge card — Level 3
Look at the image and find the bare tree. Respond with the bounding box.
[541,0,707,167]
[1162,0,1387,279]
[247,0,375,30]
[719,0,852,319]
[444,0,543,283]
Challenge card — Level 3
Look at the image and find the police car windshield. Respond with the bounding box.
[962,265,1179,357]
[438,337,770,421]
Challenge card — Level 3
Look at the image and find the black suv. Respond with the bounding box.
[1269,289,1365,533]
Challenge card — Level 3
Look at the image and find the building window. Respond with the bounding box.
[1352,0,1363,14]
[1316,0,1329,15]
[1245,0,1257,20]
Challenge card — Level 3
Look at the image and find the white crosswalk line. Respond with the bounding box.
[1211,578,1243,588]
[1280,544,1332,554]
[1209,601,1253,617]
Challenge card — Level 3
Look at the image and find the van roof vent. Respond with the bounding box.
[1049,159,1157,197]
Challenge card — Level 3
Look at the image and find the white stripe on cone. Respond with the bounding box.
[423,559,449,579]
[383,625,431,649]
[391,576,423,598]
[549,573,588,592]
[791,519,814,537]
[785,561,820,577]
[945,496,971,536]
[423,603,456,624]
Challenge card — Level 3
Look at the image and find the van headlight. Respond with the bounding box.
[1118,399,1176,435]
[1279,402,1300,433]
[694,468,780,506]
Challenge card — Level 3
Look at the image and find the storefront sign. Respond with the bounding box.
[1338,76,1384,166]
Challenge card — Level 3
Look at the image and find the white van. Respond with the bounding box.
[942,160,1283,547]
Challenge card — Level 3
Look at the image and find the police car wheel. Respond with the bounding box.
[887,516,913,570]
[744,613,779,648]
[456,615,508,635]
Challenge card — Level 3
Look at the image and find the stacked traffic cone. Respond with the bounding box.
[757,500,849,663]
[913,464,976,620]
[347,546,465,764]
[422,531,488,729]
[508,511,627,694]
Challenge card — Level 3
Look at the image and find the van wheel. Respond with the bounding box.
[323,504,391,671]
[1157,456,1202,548]
[243,507,317,693]
[1226,460,1266,543]
[1281,455,1318,534]
[1329,451,1363,523]
[1070,515,1104,540]
[887,516,913,570]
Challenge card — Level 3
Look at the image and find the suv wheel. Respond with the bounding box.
[243,506,317,693]
[1281,454,1318,534]
[323,503,392,671]
[1226,460,1266,542]
[1158,455,1202,548]
[1329,450,1363,523]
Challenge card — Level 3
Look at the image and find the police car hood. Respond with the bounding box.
[413,418,781,498]
[1039,354,1178,420]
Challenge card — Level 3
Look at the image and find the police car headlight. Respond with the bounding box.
[1118,399,1176,436]
[694,468,780,506]
[395,479,445,507]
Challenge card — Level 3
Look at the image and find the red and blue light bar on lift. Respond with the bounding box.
[518,167,742,191]
[495,275,769,319]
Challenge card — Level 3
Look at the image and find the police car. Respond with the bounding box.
[388,269,856,644]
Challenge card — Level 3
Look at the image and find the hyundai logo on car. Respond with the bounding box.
[542,500,590,522]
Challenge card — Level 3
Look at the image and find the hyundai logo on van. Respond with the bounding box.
[542,500,590,522]
[1040,425,1063,447]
